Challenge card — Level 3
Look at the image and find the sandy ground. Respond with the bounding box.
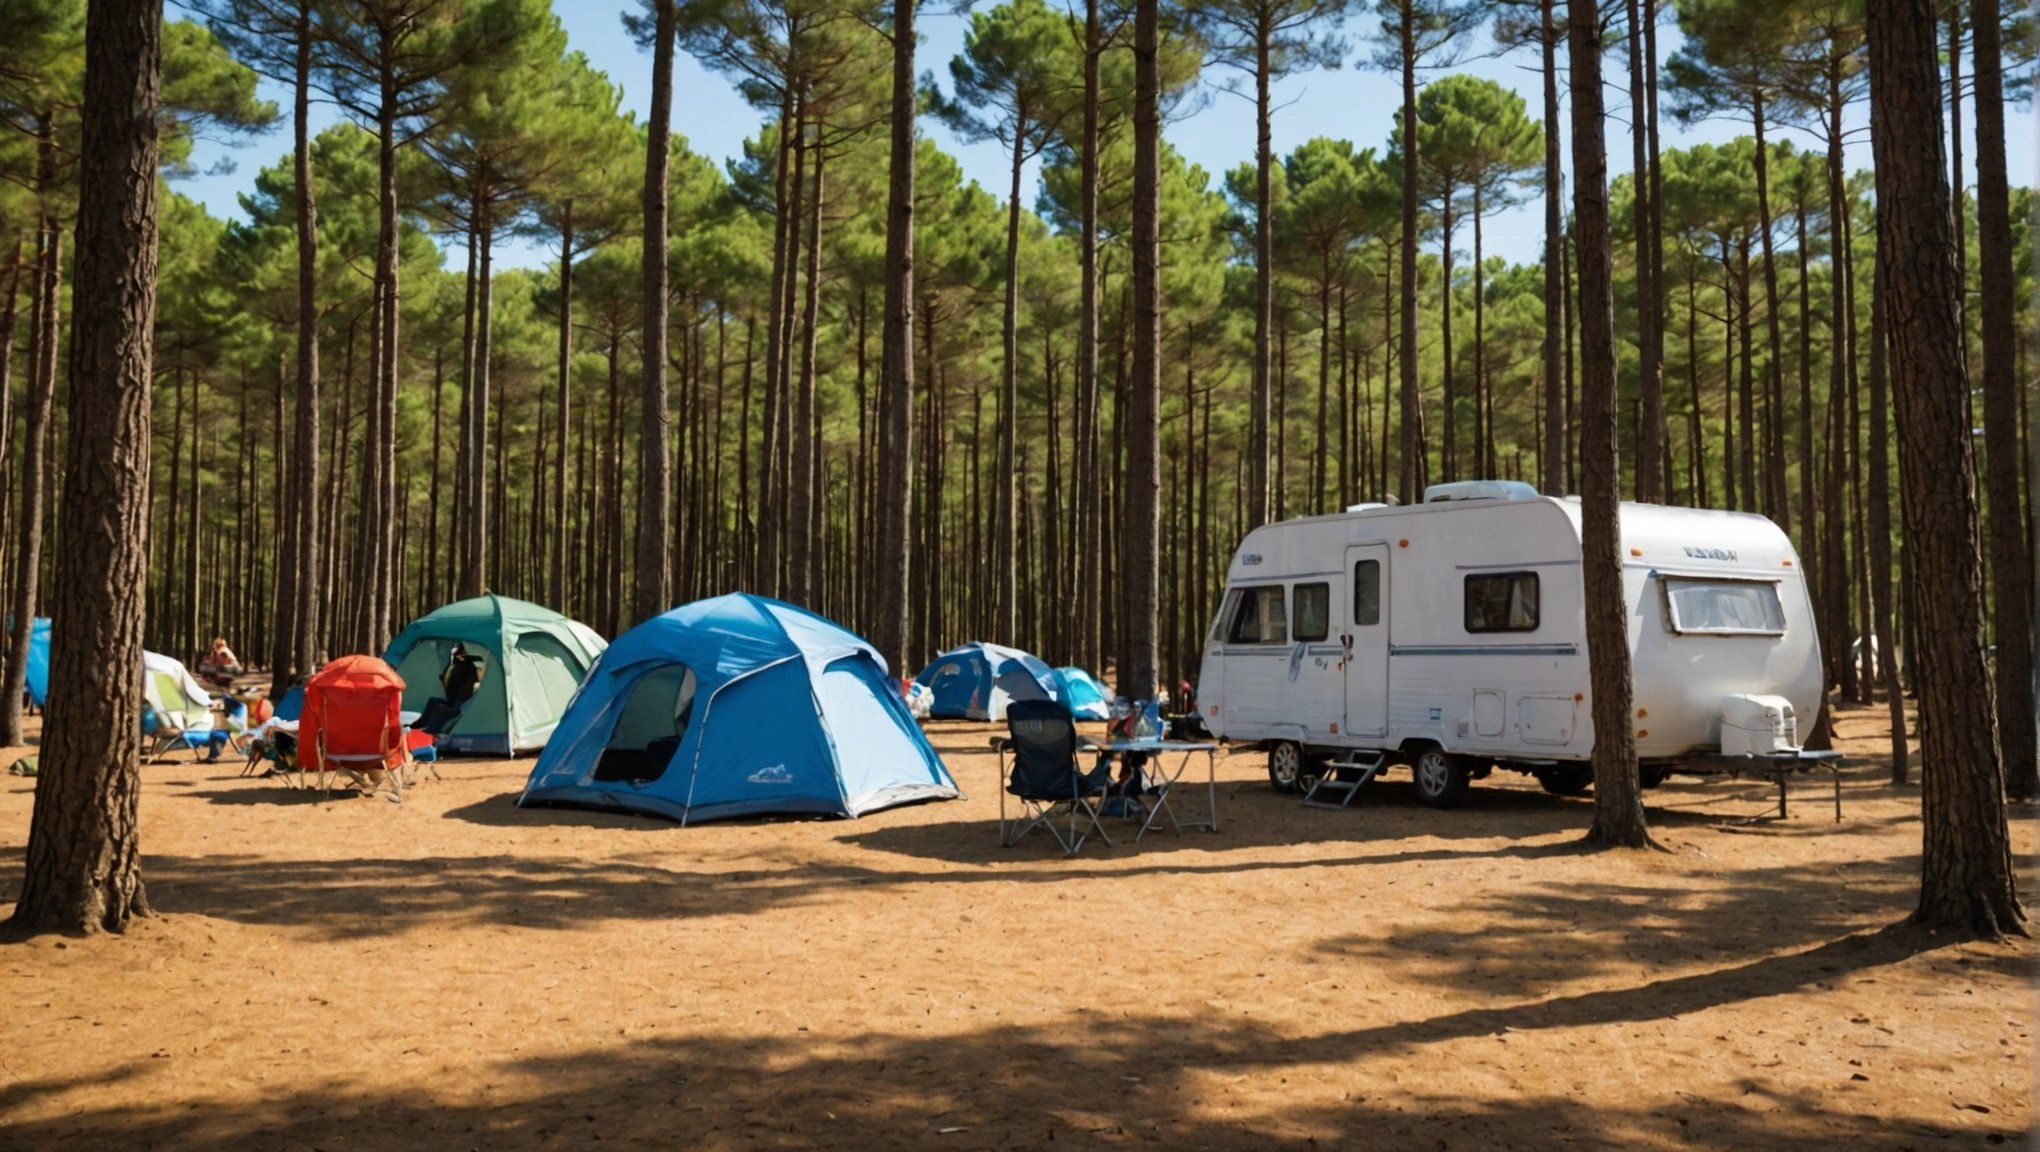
[0,703,2030,1151]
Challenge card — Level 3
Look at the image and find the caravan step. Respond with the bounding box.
[1302,752,1387,810]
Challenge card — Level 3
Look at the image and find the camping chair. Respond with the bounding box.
[144,704,213,764]
[403,729,442,780]
[1001,699,1113,855]
[241,687,303,779]
[243,727,301,784]
[315,724,407,801]
[301,658,411,803]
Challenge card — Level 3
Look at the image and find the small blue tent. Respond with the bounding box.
[914,642,1062,721]
[519,594,960,824]
[24,617,50,708]
[1055,666,1111,720]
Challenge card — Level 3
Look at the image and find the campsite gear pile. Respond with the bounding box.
[520,593,960,824]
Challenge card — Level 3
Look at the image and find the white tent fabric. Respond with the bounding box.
[142,650,214,729]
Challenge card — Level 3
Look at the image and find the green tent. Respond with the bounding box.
[382,595,608,755]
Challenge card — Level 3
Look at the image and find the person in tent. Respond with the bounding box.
[441,643,484,708]
[199,637,242,688]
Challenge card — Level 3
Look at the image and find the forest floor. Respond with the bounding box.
[0,703,2030,1150]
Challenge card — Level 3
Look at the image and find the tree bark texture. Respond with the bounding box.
[1540,0,1564,495]
[873,0,918,677]
[11,0,163,935]
[1567,0,1650,849]
[1867,0,2023,938]
[1970,0,2036,797]
[0,123,63,749]
[634,0,677,625]
[1121,0,1160,699]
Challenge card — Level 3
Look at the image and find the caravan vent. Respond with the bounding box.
[1345,502,1391,513]
[1424,479,1541,504]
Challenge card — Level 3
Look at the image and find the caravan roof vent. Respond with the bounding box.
[1424,479,1541,504]
[1345,502,1391,513]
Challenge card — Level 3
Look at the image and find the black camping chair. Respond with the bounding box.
[1001,698,1114,854]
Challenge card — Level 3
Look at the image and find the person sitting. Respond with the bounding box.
[203,693,250,763]
[441,643,484,708]
[199,637,242,685]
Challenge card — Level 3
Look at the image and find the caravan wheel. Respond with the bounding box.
[1411,748,1470,808]
[1267,741,1314,794]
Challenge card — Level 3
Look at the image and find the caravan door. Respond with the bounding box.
[1343,544,1389,739]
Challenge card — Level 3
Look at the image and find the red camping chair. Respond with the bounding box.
[301,655,409,801]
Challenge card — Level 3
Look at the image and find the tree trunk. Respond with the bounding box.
[634,0,676,625]
[1866,0,2023,937]
[10,0,162,934]
[997,118,1025,636]
[1866,239,1908,785]
[551,203,574,609]
[0,122,62,749]
[464,209,495,598]
[1397,2,1423,504]
[1441,189,1457,482]
[1750,92,1788,530]
[270,0,318,695]
[1540,0,1564,495]
[1795,185,1818,641]
[1624,0,1661,501]
[369,62,401,651]
[1122,0,1160,699]
[1249,20,1273,526]
[1971,0,2036,796]
[1567,0,1651,849]
[1315,258,1331,507]
[1473,187,1489,478]
[873,0,917,676]
[791,132,826,607]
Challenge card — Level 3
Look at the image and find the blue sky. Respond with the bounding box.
[170,2,2023,271]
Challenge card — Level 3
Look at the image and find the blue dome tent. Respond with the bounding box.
[913,642,1062,721]
[519,594,959,824]
[1055,666,1112,720]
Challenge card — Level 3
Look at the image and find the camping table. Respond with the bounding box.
[1096,740,1219,841]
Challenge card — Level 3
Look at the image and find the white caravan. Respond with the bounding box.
[1197,480,1826,806]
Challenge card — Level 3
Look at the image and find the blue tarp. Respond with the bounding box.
[518,593,960,824]
[24,617,49,708]
[1055,666,1112,720]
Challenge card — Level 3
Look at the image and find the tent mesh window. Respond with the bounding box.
[594,665,698,784]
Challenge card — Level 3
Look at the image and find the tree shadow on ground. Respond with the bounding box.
[1310,856,1930,993]
[0,968,2011,1152]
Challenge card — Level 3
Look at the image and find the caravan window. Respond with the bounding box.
[1352,560,1381,626]
[1210,590,1240,642]
[1293,583,1330,641]
[1663,576,1786,635]
[1465,572,1539,633]
[1226,586,1288,644]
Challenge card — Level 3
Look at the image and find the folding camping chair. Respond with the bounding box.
[301,657,412,803]
[316,725,408,801]
[403,728,442,780]
[241,687,303,779]
[144,704,213,764]
[1000,699,1114,854]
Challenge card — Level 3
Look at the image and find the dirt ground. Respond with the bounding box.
[0,703,2031,1151]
